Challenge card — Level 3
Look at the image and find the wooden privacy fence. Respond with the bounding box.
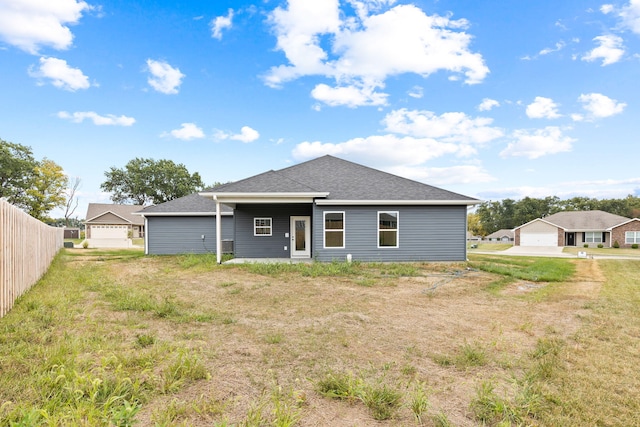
[1,199,64,318]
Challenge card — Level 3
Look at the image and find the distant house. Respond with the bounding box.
[514,210,640,248]
[84,203,146,247]
[197,155,480,263]
[137,193,234,255]
[467,232,481,241]
[485,229,514,243]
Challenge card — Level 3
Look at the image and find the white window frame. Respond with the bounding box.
[323,211,345,249]
[254,217,272,236]
[584,232,603,243]
[378,211,399,248]
[625,231,640,244]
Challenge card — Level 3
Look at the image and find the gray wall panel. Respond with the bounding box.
[147,216,234,255]
[312,205,467,262]
[234,204,313,258]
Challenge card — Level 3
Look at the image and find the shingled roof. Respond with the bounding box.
[138,193,233,215]
[206,155,478,203]
[540,210,631,230]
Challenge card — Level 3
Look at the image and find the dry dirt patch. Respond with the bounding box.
[90,257,599,426]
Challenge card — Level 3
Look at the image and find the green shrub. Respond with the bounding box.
[583,244,589,248]
[613,240,620,248]
[82,240,89,249]
[597,244,604,248]
[632,244,639,249]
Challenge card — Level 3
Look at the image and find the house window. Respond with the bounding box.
[625,231,640,244]
[324,212,344,248]
[254,218,272,236]
[378,211,398,248]
[584,232,603,243]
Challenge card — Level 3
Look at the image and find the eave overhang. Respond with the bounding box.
[199,192,330,207]
[314,199,481,206]
[135,212,233,217]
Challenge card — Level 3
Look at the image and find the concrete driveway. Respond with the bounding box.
[473,246,574,258]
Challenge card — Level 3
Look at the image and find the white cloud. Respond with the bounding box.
[311,83,388,107]
[526,96,561,119]
[601,4,615,14]
[292,134,460,166]
[407,85,423,99]
[28,57,90,91]
[0,0,91,54]
[383,109,503,147]
[616,0,640,34]
[500,126,575,159]
[385,164,496,185]
[164,123,205,140]
[57,111,135,126]
[577,93,626,119]
[539,41,566,56]
[231,126,260,143]
[265,2,488,107]
[146,59,185,94]
[582,34,625,66]
[478,98,499,111]
[215,126,260,143]
[211,8,234,40]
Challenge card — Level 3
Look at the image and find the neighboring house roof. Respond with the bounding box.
[137,192,233,216]
[515,210,631,231]
[203,155,479,205]
[486,229,514,239]
[85,203,146,225]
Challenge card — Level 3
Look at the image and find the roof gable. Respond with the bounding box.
[207,155,478,203]
[85,203,145,225]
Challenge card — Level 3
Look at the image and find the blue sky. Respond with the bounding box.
[1,0,639,219]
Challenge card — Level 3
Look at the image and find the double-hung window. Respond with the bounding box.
[584,232,603,243]
[254,218,272,236]
[324,212,344,248]
[378,211,399,248]
[626,231,640,244]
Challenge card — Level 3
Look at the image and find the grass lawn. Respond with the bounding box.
[467,243,513,252]
[1,250,638,426]
[562,246,640,258]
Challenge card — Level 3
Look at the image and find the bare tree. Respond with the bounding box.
[64,177,81,227]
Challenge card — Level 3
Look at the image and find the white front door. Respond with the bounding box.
[290,216,311,258]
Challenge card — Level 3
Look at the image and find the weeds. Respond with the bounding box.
[158,350,210,394]
[408,382,430,424]
[434,341,488,369]
[316,370,402,420]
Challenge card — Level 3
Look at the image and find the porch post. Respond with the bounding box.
[215,197,222,264]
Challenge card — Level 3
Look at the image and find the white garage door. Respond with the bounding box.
[520,232,557,246]
[91,225,128,239]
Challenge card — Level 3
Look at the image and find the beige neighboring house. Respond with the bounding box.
[84,203,145,248]
[485,229,514,243]
[514,210,640,248]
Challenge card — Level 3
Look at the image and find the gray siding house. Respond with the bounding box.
[137,193,234,255]
[200,155,480,263]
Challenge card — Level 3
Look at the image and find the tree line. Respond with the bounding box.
[1,139,71,222]
[2,137,207,223]
[472,195,640,236]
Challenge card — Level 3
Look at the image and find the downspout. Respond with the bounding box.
[215,196,222,264]
[144,217,149,255]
